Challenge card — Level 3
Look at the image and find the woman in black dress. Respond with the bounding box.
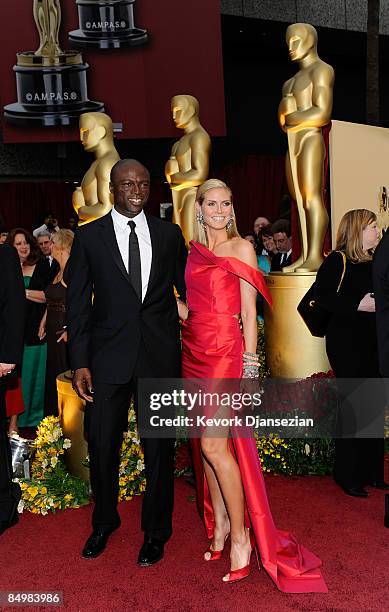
[6,228,50,429]
[38,230,74,416]
[316,209,388,497]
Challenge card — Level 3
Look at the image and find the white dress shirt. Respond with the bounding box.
[111,207,152,301]
[280,249,292,265]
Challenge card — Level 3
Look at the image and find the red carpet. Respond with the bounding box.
[0,476,388,611]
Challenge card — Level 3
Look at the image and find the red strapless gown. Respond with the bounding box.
[182,241,327,593]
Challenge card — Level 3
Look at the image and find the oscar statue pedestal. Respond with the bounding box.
[264,273,330,379]
[57,372,89,483]
[69,0,148,49]
[4,51,104,127]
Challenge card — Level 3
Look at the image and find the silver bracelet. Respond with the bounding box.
[243,351,258,360]
[243,364,260,379]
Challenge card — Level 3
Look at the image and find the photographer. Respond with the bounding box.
[33,212,60,238]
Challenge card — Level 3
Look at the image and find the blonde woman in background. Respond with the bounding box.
[38,229,74,416]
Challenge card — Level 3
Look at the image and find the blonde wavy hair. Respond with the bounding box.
[335,209,377,262]
[193,179,240,246]
[52,229,74,252]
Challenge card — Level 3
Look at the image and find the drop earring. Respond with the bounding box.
[196,210,206,228]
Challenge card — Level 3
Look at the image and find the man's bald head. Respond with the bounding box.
[110,159,150,183]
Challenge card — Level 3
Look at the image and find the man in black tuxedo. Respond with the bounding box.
[0,244,26,535]
[371,230,389,489]
[270,219,292,272]
[67,159,187,564]
[374,229,389,376]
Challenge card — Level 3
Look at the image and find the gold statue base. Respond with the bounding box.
[17,50,83,67]
[57,372,89,483]
[264,273,330,379]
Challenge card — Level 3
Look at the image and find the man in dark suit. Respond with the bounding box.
[67,159,187,564]
[36,230,60,282]
[371,230,389,489]
[270,219,293,272]
[374,229,389,376]
[0,244,26,535]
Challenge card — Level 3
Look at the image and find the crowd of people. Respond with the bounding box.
[0,214,76,434]
[242,216,292,274]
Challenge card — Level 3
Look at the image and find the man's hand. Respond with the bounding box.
[357,293,375,313]
[56,330,68,344]
[176,299,189,321]
[0,363,16,378]
[72,367,94,402]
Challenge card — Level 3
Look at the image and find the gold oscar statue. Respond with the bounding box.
[73,112,120,224]
[278,23,334,273]
[34,0,63,58]
[377,186,389,233]
[265,23,333,378]
[165,95,211,245]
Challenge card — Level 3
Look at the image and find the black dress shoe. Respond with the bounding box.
[342,486,368,498]
[137,538,164,567]
[368,480,389,490]
[81,525,118,559]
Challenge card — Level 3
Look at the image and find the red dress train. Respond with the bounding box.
[182,241,327,593]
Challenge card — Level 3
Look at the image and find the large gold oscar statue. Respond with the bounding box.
[165,95,211,245]
[278,23,334,273]
[265,23,333,378]
[72,112,120,224]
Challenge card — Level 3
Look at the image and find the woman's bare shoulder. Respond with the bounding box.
[213,237,244,255]
[230,239,258,267]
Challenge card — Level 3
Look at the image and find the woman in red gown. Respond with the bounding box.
[179,179,327,591]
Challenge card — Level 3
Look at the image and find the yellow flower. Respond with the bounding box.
[27,487,39,499]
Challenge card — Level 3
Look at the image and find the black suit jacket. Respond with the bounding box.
[373,230,389,376]
[0,245,26,365]
[25,257,53,346]
[66,212,187,384]
[40,257,60,284]
[271,251,292,272]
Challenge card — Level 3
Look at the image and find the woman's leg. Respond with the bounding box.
[202,455,230,557]
[201,435,251,575]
